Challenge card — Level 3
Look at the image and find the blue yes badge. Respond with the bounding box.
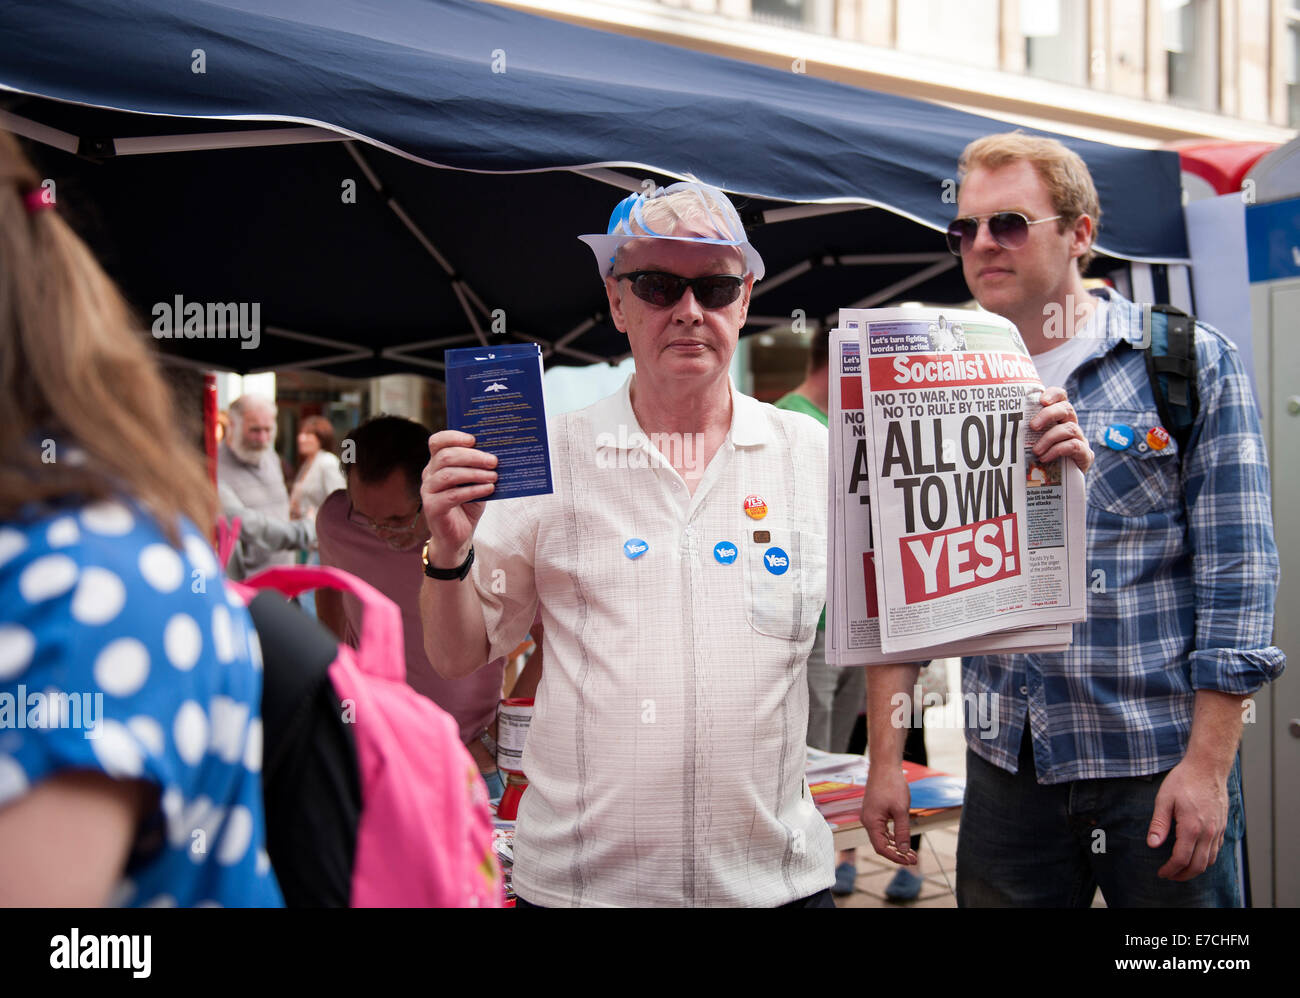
[624,538,649,560]
[1103,424,1135,451]
[763,546,790,576]
[713,541,737,565]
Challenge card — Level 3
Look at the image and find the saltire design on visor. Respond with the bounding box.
[578,180,765,281]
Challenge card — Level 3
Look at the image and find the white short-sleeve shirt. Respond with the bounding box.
[472,375,834,907]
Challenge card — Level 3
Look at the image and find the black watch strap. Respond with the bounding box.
[423,542,475,581]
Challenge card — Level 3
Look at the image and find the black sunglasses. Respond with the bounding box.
[945,211,1063,256]
[614,271,745,309]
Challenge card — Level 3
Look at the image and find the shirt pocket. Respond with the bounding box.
[1082,409,1182,517]
[741,525,826,640]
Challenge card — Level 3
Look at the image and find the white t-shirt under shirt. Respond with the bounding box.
[1030,300,1108,390]
[471,375,835,907]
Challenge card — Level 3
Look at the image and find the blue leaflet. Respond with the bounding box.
[445,344,553,501]
[907,776,966,809]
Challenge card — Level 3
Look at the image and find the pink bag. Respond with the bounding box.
[236,564,502,908]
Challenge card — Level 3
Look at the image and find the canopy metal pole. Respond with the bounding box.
[501,330,557,361]
[458,282,494,321]
[384,329,559,369]
[112,127,344,155]
[377,350,445,373]
[572,167,659,192]
[344,141,491,345]
[251,325,373,371]
[748,259,814,299]
[835,252,951,265]
[156,350,239,375]
[749,251,952,305]
[0,109,78,153]
[553,315,601,351]
[841,258,958,311]
[759,203,868,224]
[0,108,346,156]
[384,334,483,352]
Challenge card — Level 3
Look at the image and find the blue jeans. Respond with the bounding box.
[957,729,1243,907]
[481,768,505,803]
[298,549,318,617]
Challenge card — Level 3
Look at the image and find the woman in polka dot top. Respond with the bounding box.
[0,130,283,907]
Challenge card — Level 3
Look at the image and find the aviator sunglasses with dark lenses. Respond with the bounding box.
[945,211,1063,256]
[615,271,745,309]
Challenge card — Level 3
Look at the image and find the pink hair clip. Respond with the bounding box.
[23,188,53,213]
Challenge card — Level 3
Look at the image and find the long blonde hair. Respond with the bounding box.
[0,130,214,543]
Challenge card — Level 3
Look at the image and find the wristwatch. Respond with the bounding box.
[422,541,475,581]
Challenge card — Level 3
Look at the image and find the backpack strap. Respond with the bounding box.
[244,565,405,682]
[1143,305,1200,454]
[214,515,241,570]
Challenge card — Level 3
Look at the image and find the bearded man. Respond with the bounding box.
[218,393,298,579]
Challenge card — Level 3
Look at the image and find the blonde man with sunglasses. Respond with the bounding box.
[861,132,1282,908]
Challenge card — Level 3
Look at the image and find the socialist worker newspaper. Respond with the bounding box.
[825,325,1074,665]
[844,306,1086,655]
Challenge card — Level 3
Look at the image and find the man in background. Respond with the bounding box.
[315,415,516,798]
[218,394,296,580]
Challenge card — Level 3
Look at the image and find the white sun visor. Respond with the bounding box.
[578,181,765,281]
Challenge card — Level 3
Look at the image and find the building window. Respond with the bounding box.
[1023,0,1088,86]
[897,0,1000,69]
[1288,2,1300,126]
[1164,0,1219,111]
[749,0,831,34]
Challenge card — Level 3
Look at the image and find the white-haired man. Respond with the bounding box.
[419,182,838,907]
[219,394,297,579]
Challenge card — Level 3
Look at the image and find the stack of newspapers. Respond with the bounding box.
[826,307,1087,665]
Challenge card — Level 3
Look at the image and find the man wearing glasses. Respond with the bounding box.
[315,414,510,797]
[861,132,1283,907]
[418,181,847,907]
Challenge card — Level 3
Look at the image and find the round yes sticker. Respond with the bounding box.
[623,538,649,560]
[763,546,790,576]
[1146,426,1170,451]
[713,541,738,565]
[743,495,768,520]
[1102,423,1135,451]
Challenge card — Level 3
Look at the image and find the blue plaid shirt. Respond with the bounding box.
[964,289,1284,783]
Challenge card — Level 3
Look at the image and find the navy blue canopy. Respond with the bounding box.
[0,0,1188,377]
